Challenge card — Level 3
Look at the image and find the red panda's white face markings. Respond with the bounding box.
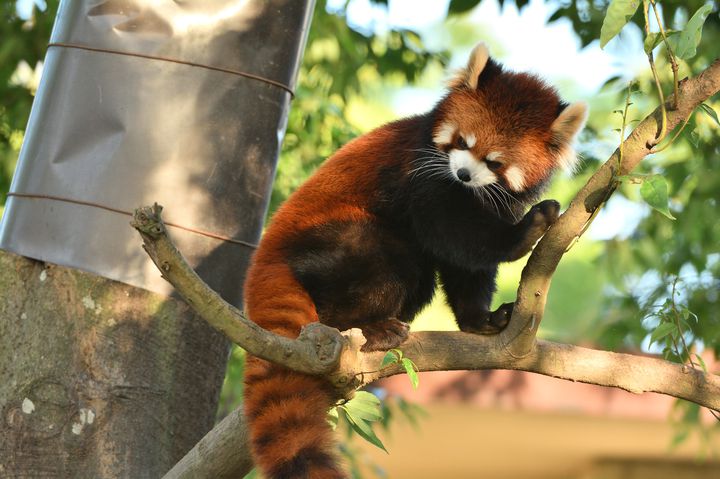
[430,42,587,194]
[432,122,457,145]
[448,144,497,187]
[432,122,503,188]
[504,165,526,191]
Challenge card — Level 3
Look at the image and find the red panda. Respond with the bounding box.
[243,43,587,478]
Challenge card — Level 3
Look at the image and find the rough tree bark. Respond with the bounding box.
[132,57,720,478]
[0,249,227,478]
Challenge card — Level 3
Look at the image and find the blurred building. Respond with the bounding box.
[355,367,720,479]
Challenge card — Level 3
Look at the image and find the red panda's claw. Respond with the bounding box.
[529,199,561,229]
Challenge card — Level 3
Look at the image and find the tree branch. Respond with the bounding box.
[132,204,345,376]
[502,57,720,356]
[133,205,720,410]
[162,408,252,479]
[361,334,720,411]
[161,330,720,479]
[137,57,720,479]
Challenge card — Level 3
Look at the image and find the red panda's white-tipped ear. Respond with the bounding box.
[551,101,588,171]
[552,101,588,142]
[448,42,490,90]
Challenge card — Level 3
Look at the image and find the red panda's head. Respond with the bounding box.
[432,43,587,193]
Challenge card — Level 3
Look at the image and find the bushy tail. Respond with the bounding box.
[244,356,345,478]
[243,260,345,478]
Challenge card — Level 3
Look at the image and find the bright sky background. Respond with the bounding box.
[331,0,647,97]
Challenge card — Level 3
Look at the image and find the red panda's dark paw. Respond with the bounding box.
[529,199,561,230]
[460,303,513,335]
[360,318,410,352]
[490,302,514,330]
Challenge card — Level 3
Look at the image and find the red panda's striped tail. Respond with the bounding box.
[244,356,346,479]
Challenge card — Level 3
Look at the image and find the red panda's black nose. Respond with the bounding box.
[457,168,471,182]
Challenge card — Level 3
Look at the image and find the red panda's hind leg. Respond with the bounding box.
[286,219,435,352]
[359,318,410,352]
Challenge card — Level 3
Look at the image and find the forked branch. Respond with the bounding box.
[503,57,720,356]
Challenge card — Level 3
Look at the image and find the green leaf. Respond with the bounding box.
[649,322,677,345]
[643,30,678,54]
[401,358,419,389]
[447,0,481,15]
[639,175,676,220]
[680,307,699,324]
[380,350,400,368]
[344,413,387,453]
[693,353,708,373]
[671,429,690,448]
[699,103,720,127]
[667,4,713,59]
[396,397,427,429]
[342,391,383,422]
[600,0,641,48]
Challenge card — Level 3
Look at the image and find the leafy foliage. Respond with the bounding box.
[600,0,641,48]
[638,174,676,220]
[272,0,445,214]
[549,0,720,48]
[667,3,714,60]
[590,0,720,364]
[0,0,58,207]
[381,349,419,388]
[336,391,387,452]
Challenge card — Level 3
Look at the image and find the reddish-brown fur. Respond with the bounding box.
[243,46,585,478]
[244,130,406,478]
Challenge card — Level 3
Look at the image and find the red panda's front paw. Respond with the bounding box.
[459,303,512,335]
[489,302,513,331]
[528,199,560,231]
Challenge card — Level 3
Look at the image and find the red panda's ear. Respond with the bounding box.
[550,101,588,171]
[551,101,588,143]
[448,42,490,90]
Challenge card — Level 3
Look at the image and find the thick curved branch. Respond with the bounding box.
[361,333,720,411]
[502,58,720,356]
[163,408,252,479]
[161,330,720,479]
[132,204,345,376]
[133,207,720,411]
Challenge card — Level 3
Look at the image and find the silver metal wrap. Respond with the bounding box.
[0,0,315,306]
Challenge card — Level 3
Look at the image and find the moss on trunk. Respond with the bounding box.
[0,250,229,478]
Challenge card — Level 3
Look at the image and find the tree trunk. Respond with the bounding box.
[0,250,228,478]
[0,0,315,476]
